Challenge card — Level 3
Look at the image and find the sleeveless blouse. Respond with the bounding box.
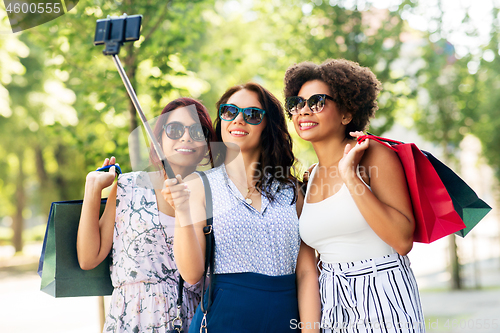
[299,165,395,263]
[203,164,300,276]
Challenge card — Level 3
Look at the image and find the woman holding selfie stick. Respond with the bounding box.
[284,59,425,333]
[77,98,215,333]
[163,83,320,332]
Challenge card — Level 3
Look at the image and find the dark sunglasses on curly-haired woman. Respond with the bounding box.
[286,94,334,115]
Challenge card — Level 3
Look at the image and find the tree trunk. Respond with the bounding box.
[35,144,48,185]
[13,151,25,253]
[441,140,462,290]
[54,144,69,200]
[448,235,461,289]
[35,144,54,212]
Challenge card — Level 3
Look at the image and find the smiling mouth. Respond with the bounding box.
[175,148,196,152]
[230,131,248,135]
[299,122,318,128]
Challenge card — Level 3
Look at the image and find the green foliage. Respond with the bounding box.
[470,7,500,180]
[413,37,476,158]
[26,0,213,166]
[410,3,497,175]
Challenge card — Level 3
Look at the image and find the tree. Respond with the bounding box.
[473,7,500,182]
[25,0,216,174]
[1,10,47,251]
[411,2,488,289]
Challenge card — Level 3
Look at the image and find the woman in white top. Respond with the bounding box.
[284,59,425,333]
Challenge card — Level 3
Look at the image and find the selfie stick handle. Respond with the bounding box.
[111,54,176,179]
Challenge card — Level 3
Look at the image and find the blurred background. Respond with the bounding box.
[1,0,500,332]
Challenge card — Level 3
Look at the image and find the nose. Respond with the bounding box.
[179,127,192,142]
[232,111,245,124]
[297,104,311,116]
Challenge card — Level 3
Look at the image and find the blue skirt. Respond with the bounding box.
[188,272,299,333]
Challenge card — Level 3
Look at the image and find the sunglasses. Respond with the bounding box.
[286,94,335,115]
[163,122,208,142]
[219,104,266,125]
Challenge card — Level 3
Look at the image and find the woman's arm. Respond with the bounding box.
[295,188,321,332]
[296,241,321,333]
[77,157,118,270]
[163,173,207,285]
[340,138,415,255]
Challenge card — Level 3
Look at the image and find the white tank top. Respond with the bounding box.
[299,165,395,263]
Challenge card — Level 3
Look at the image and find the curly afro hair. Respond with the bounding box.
[283,59,381,139]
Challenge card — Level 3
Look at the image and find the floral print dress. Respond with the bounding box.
[103,172,202,333]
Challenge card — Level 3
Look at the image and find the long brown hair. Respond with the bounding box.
[214,82,297,203]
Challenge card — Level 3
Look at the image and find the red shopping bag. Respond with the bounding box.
[357,134,466,243]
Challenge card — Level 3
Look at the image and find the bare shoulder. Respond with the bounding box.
[362,139,401,169]
[357,139,404,186]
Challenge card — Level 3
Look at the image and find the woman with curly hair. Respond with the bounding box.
[163,82,321,332]
[284,59,425,333]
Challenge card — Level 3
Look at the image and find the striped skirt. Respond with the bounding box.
[319,253,425,333]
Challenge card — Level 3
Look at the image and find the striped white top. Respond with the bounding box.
[204,164,300,276]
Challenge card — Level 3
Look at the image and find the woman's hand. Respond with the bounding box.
[338,131,369,182]
[78,157,118,270]
[86,157,118,190]
[162,174,191,213]
[339,131,415,254]
[303,163,317,182]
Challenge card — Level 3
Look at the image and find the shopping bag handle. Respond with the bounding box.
[357,134,401,152]
[96,164,122,175]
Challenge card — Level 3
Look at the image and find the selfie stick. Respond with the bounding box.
[111,55,176,179]
[94,14,176,179]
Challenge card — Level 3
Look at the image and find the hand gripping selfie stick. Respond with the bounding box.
[93,14,176,179]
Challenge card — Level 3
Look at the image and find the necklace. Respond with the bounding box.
[244,187,256,205]
[227,172,257,205]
